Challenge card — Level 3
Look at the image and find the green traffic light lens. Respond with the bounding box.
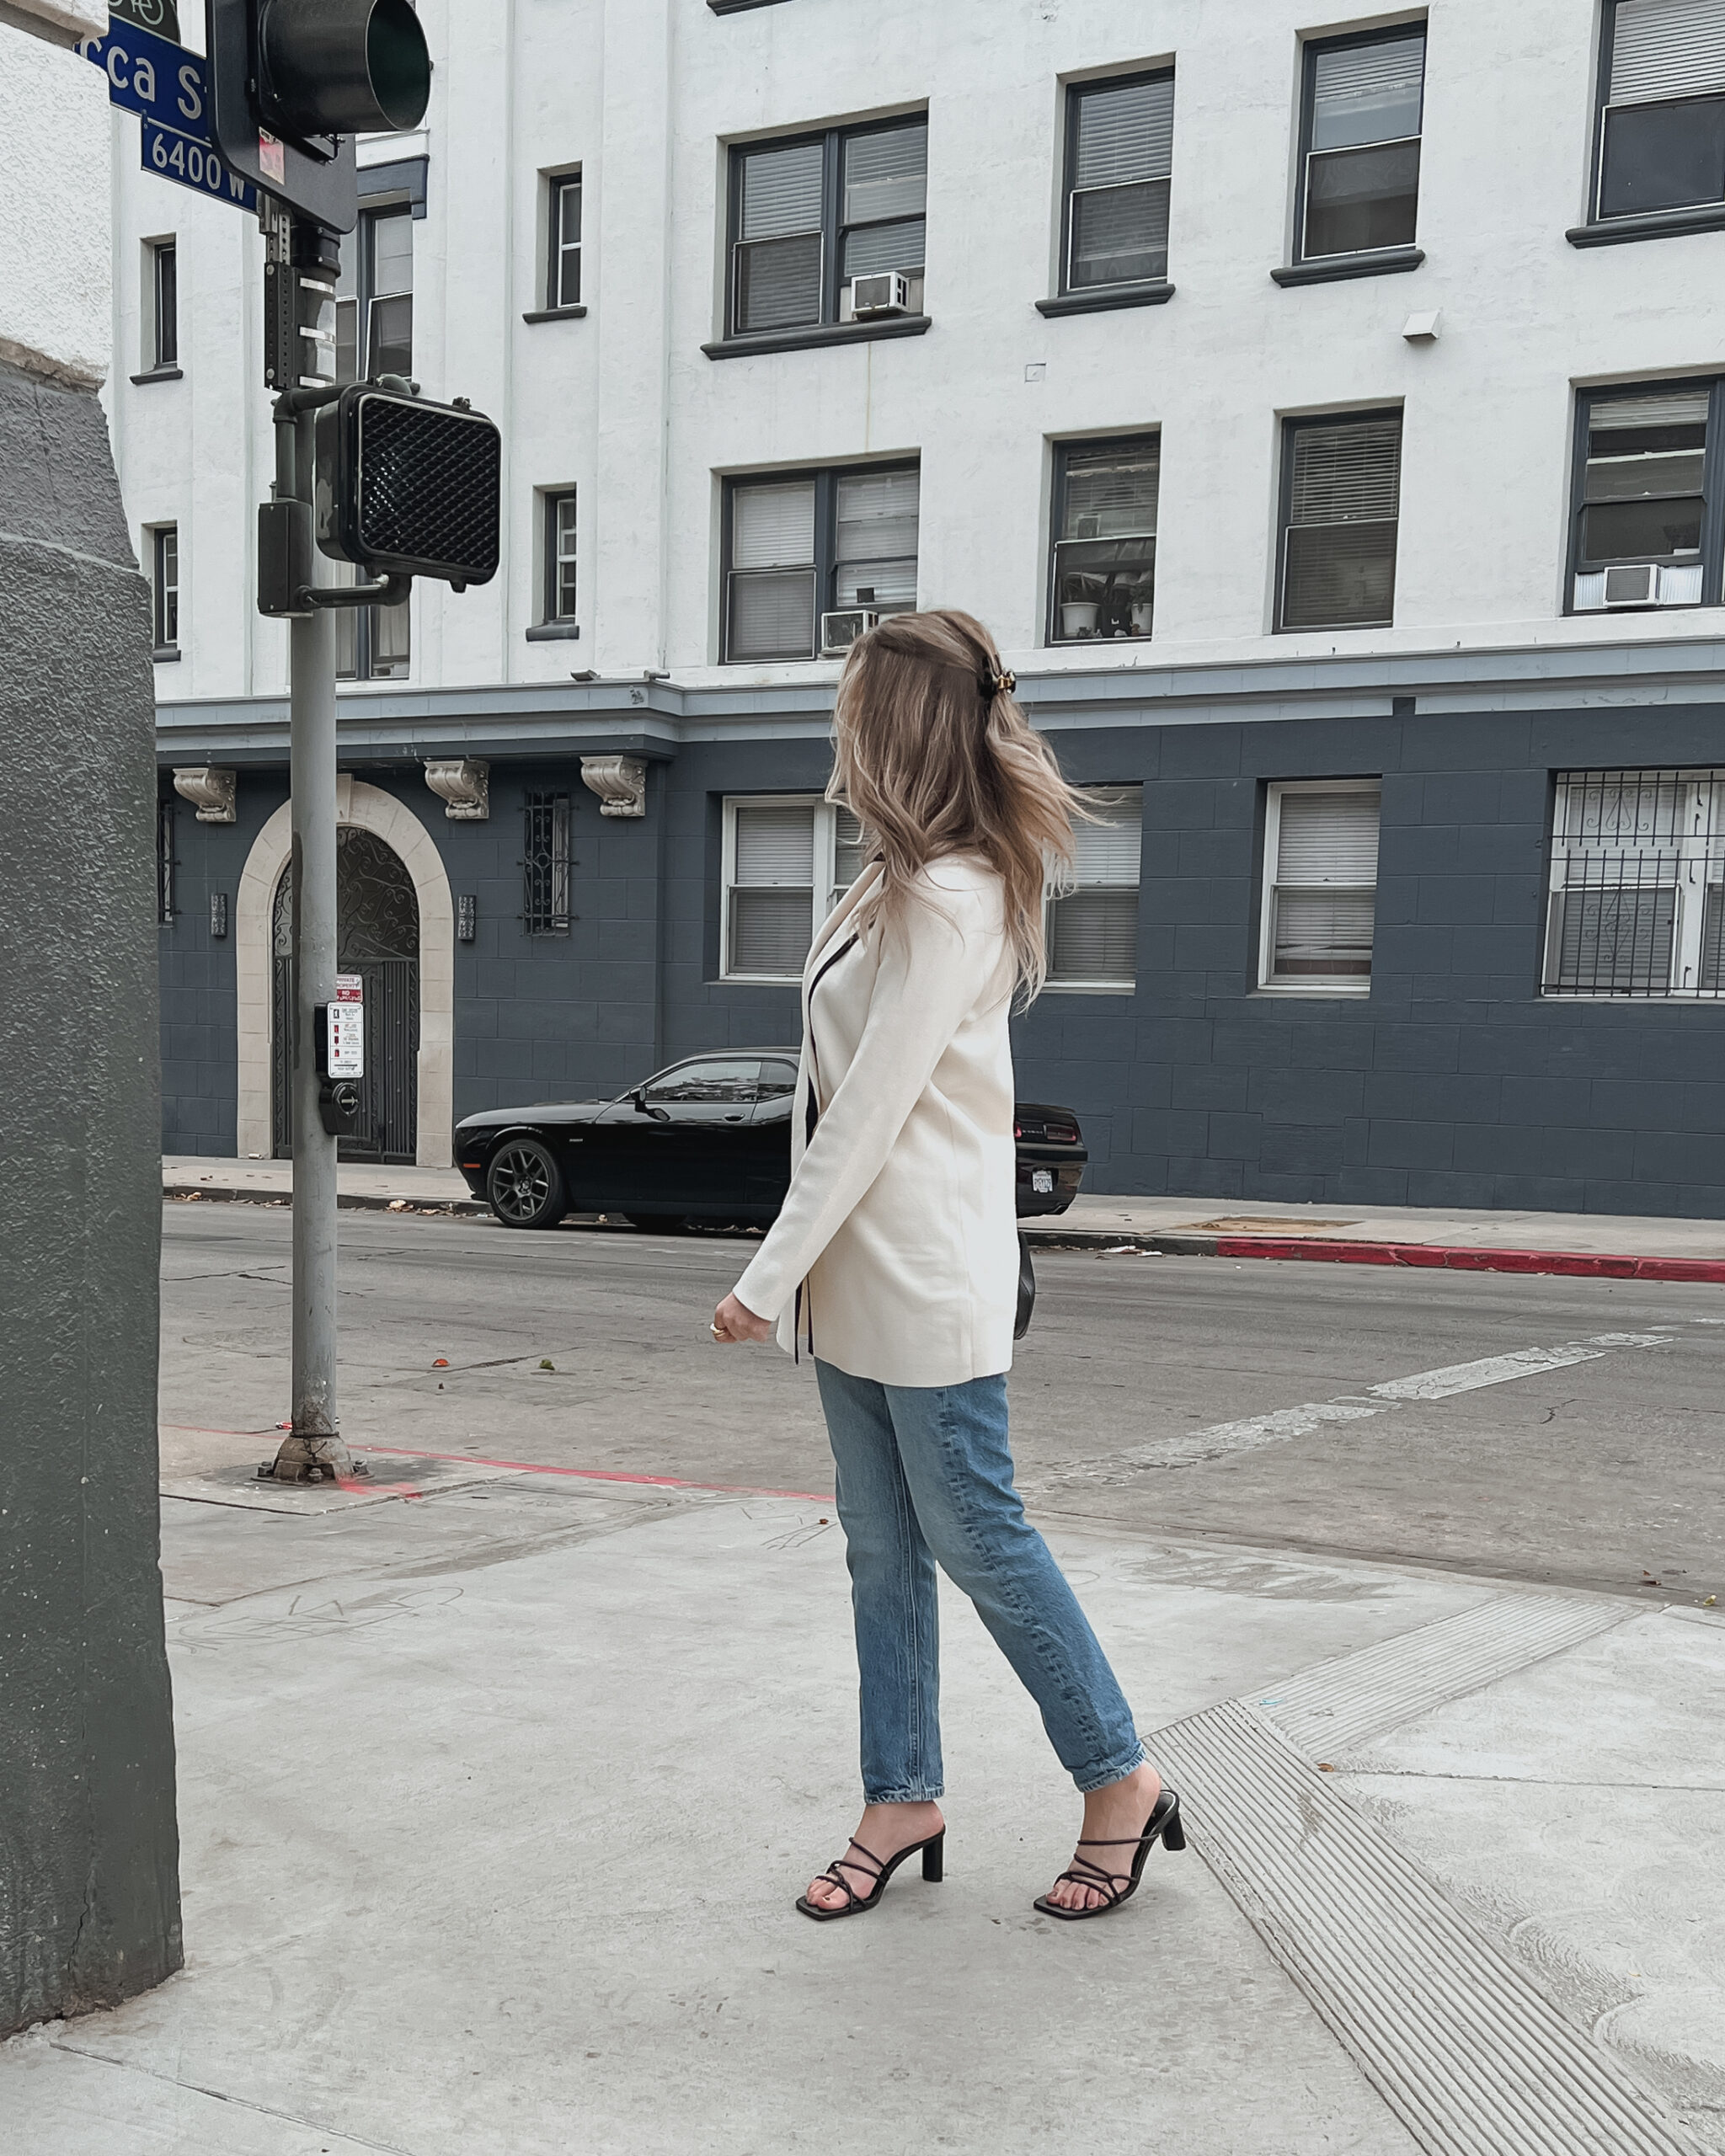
[366,0,431,131]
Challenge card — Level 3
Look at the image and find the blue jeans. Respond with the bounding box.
[815,1359,1146,1802]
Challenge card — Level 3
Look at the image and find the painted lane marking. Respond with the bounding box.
[1119,1331,1674,1470]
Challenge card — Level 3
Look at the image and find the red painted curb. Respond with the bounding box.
[1208,1235,1725,1283]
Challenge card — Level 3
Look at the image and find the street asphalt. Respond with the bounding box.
[160,1203,1725,1602]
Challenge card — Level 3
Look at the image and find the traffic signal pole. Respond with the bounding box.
[272,400,354,1483]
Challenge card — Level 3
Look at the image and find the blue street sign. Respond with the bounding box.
[79,18,210,141]
[142,120,257,213]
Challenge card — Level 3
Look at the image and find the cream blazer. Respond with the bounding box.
[731,853,1019,1388]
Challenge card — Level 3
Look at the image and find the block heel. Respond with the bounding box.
[921,1832,944,1882]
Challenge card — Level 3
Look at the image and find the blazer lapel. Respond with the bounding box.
[801,862,881,1033]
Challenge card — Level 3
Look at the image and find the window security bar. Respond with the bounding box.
[1544,766,1725,995]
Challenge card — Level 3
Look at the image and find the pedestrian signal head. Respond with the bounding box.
[314,385,501,589]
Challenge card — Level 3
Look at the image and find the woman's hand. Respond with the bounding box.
[712,1291,773,1345]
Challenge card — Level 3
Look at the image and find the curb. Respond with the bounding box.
[165,1182,491,1218]
[1021,1225,1725,1283]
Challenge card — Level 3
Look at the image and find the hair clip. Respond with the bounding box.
[981,659,1017,699]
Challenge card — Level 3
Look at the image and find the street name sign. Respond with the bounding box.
[142,117,257,211]
[80,17,210,135]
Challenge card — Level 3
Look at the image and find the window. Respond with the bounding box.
[1060,71,1175,294]
[151,525,179,653]
[1278,411,1402,632]
[522,792,572,937]
[1049,435,1160,643]
[1545,768,1725,995]
[148,240,177,370]
[727,115,927,339]
[542,490,578,623]
[1596,0,1725,221]
[547,172,582,307]
[1259,782,1381,991]
[1570,381,1719,610]
[721,797,863,979]
[1046,787,1142,989]
[724,462,919,661]
[1294,25,1426,264]
[157,798,176,925]
[334,562,411,681]
[334,205,413,386]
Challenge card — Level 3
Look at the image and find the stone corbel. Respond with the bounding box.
[580,755,648,819]
[173,766,237,823]
[424,757,490,820]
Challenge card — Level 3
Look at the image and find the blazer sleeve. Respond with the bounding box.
[730,882,1001,1323]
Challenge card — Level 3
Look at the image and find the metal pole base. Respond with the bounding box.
[258,1431,370,1483]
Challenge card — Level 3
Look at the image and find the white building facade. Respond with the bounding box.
[127,0,1725,1215]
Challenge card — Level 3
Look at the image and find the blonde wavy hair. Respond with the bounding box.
[829,608,1088,1001]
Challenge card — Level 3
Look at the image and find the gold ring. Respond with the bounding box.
[710,1321,726,1339]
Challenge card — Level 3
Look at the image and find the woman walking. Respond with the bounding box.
[710,609,1179,1922]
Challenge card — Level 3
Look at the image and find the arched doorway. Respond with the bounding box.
[271,827,422,1162]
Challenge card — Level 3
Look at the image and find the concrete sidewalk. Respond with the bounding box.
[5,1446,1722,2154]
[164,1152,1725,1276]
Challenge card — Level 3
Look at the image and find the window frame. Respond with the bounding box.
[1291,19,1428,269]
[157,797,177,925]
[1058,67,1177,301]
[1565,376,1725,612]
[148,238,178,371]
[335,201,414,388]
[723,110,928,343]
[1274,406,1404,635]
[150,524,179,654]
[720,458,920,664]
[1043,783,1144,994]
[1046,432,1162,648]
[1257,777,1382,995]
[546,170,582,309]
[521,790,573,938]
[1543,766,1725,998]
[719,793,854,982]
[1589,0,1725,226]
[541,488,579,625]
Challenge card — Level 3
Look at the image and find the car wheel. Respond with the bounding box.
[486,1139,566,1230]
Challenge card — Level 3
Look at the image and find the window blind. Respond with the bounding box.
[1071,790,1144,883]
[843,125,927,227]
[1073,75,1176,189]
[734,803,815,885]
[833,806,868,893]
[836,470,920,563]
[1310,36,1426,150]
[1289,419,1402,526]
[1591,387,1712,431]
[1049,892,1139,982]
[1276,789,1381,885]
[733,481,816,569]
[741,141,825,238]
[1610,0,1725,104]
[1064,447,1160,538]
[729,570,817,659]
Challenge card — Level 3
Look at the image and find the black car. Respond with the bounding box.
[454,1048,1088,1231]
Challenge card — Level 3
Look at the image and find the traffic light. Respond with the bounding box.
[314,385,501,589]
[205,0,431,230]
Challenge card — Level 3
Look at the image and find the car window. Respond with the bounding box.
[643,1057,763,1104]
[757,1059,798,1099]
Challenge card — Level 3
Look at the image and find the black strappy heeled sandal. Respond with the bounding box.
[795,1829,946,1922]
[1033,1788,1184,1921]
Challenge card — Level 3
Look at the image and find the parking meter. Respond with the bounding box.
[315,974,364,1136]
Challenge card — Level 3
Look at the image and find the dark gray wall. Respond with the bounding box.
[1,362,182,2034]
[158,702,1725,1218]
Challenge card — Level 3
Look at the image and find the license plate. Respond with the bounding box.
[1031,1169,1055,1194]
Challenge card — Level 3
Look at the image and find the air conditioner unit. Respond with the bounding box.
[850,271,911,319]
[820,607,879,656]
[1573,560,1704,610]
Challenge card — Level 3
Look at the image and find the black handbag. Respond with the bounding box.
[1015,1233,1036,1340]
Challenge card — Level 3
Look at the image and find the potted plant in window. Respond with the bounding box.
[1126,577,1156,635]
[1060,571,1105,640]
